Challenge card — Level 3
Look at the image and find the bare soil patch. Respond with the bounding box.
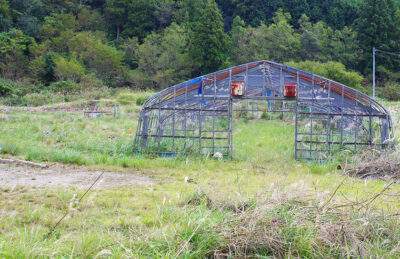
[0,163,154,189]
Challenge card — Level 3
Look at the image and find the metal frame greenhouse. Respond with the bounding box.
[133,61,394,160]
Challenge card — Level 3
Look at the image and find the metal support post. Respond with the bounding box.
[114,101,118,118]
[183,83,188,152]
[199,77,203,155]
[172,87,176,153]
[228,69,233,157]
[310,75,314,159]
[373,47,376,100]
[340,85,344,150]
[212,73,217,154]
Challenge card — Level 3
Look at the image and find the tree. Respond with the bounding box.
[356,0,396,71]
[216,0,235,30]
[282,0,309,27]
[0,29,32,79]
[230,16,267,64]
[173,0,207,26]
[230,10,301,64]
[104,0,128,42]
[298,14,320,60]
[77,8,106,32]
[189,0,229,74]
[233,0,283,27]
[119,37,139,69]
[137,23,193,88]
[68,31,125,85]
[39,13,76,52]
[124,0,157,40]
[221,0,360,30]
[0,0,11,32]
[105,0,157,42]
[297,13,362,70]
[331,26,362,71]
[261,10,300,62]
[9,0,45,37]
[319,0,360,30]
[154,0,176,28]
[0,0,9,18]
[54,55,86,82]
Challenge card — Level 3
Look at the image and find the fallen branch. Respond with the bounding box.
[319,177,346,211]
[0,158,48,169]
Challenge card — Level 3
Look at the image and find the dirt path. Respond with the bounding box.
[0,164,154,189]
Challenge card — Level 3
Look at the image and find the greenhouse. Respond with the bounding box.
[133,61,394,160]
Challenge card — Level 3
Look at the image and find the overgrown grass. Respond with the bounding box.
[0,93,400,257]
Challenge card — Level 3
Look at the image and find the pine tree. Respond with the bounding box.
[356,0,395,71]
[233,0,283,27]
[189,0,229,74]
[105,0,156,42]
[105,0,128,42]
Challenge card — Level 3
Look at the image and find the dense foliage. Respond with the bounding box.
[0,0,399,101]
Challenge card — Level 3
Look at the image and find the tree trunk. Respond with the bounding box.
[116,25,120,44]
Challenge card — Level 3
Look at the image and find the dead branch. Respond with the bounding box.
[319,178,347,211]
[0,158,49,169]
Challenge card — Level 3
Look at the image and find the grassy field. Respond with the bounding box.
[0,92,400,257]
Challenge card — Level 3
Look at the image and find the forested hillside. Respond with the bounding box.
[0,0,399,103]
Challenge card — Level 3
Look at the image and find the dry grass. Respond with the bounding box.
[345,149,400,179]
[211,181,400,258]
[179,174,400,258]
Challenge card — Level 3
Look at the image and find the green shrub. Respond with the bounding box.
[136,96,148,106]
[49,80,79,95]
[0,80,11,96]
[285,61,364,92]
[117,93,136,105]
[23,91,60,106]
[116,92,151,106]
[54,56,86,82]
[0,79,47,105]
[261,111,268,120]
[383,82,400,101]
[78,74,104,89]
[68,31,125,85]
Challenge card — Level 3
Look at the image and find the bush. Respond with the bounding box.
[285,61,364,92]
[117,93,136,105]
[0,80,11,96]
[78,74,104,89]
[23,91,58,106]
[382,82,400,101]
[116,91,151,106]
[0,79,45,105]
[49,80,79,95]
[54,56,86,82]
[68,31,125,85]
[136,96,149,106]
[261,111,268,120]
[125,69,153,90]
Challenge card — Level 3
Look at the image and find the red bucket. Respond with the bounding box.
[231,82,244,96]
[284,83,297,97]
